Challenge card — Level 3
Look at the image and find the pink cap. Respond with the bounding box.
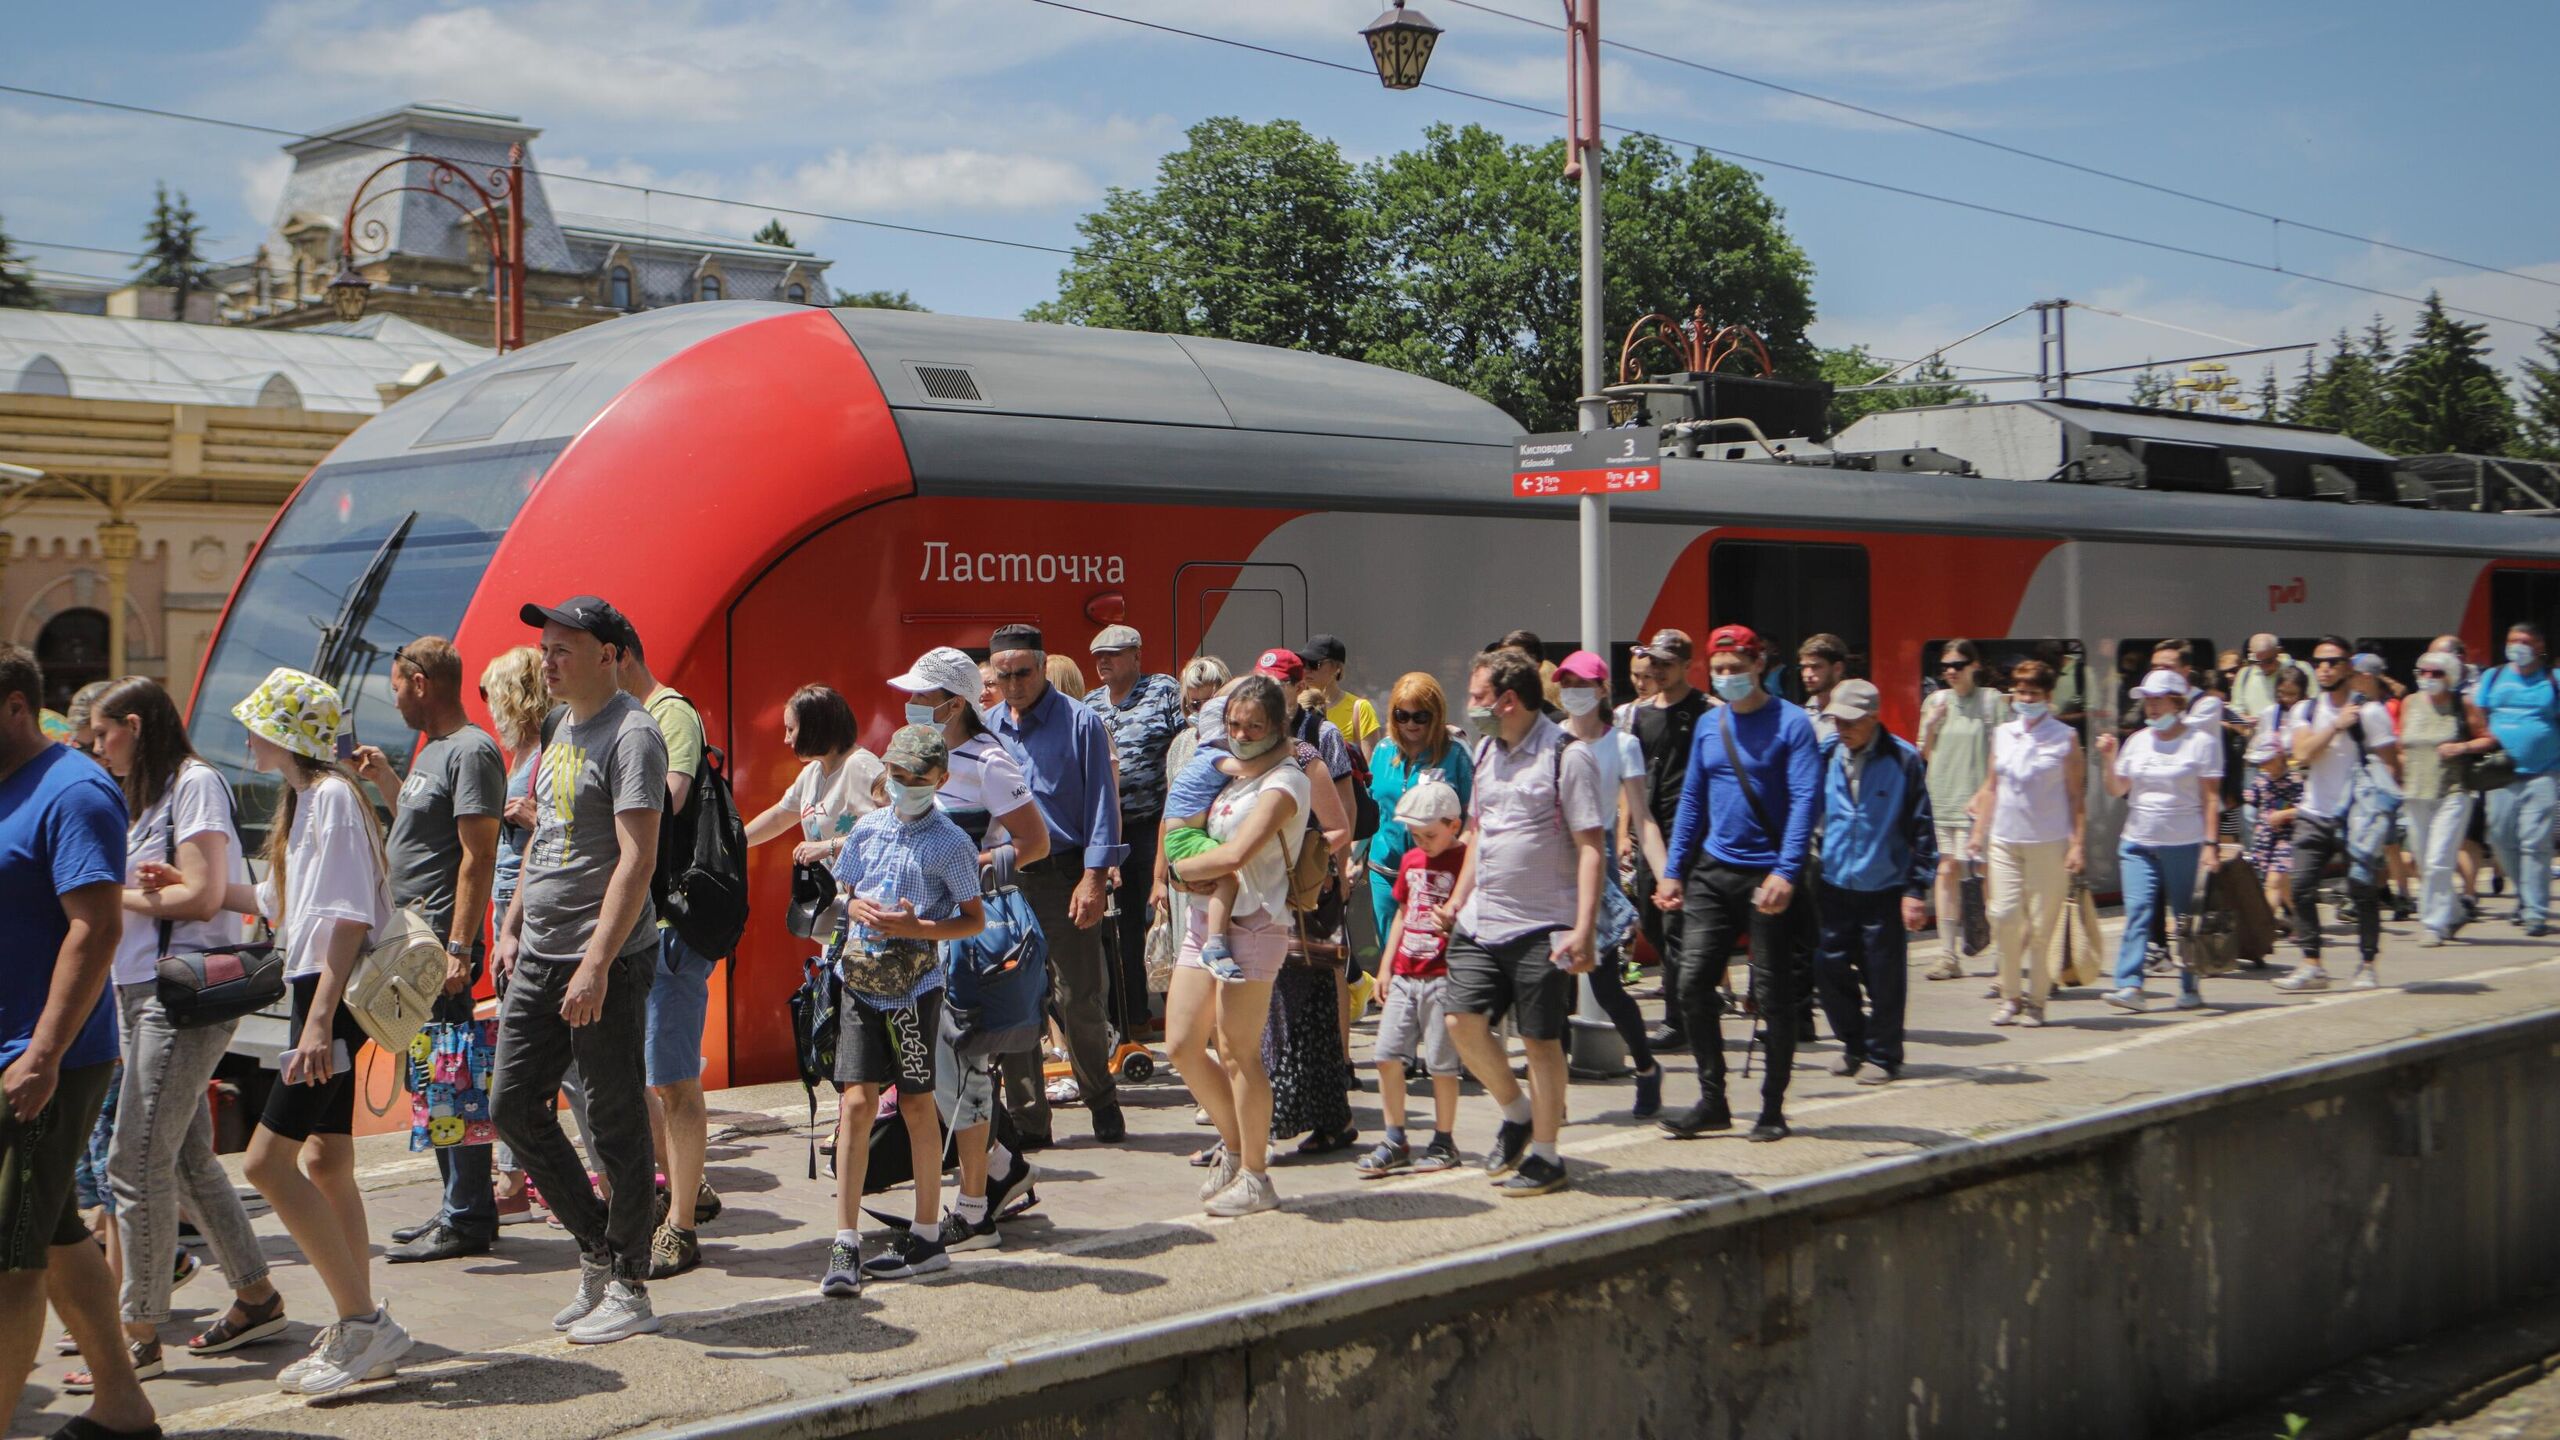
[1554,649,1609,685]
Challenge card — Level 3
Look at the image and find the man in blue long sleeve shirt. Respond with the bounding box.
[987,624,1128,1145]
[1653,625,1822,1141]
[1811,681,1936,1086]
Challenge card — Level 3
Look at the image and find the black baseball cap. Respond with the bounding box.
[520,595,636,650]
[1301,633,1347,666]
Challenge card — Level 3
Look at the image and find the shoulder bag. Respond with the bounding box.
[154,764,286,1028]
[344,903,450,1060]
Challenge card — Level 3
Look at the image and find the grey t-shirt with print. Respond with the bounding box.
[520,691,668,963]
[386,724,507,940]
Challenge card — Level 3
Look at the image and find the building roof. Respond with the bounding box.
[0,309,489,412]
[554,211,826,267]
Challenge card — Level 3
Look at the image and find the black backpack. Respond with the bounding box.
[649,692,751,959]
[1298,707,1380,842]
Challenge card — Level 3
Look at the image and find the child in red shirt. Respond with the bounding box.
[1357,781,1468,1177]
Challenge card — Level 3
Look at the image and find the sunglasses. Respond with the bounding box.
[2313,656,2350,667]
[1938,660,1969,671]
[1391,709,1433,725]
[994,667,1038,682]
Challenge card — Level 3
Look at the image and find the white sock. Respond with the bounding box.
[1528,1142,1559,1164]
[835,1228,860,1247]
[989,1141,1017,1174]
[1499,1095,1532,1126]
[956,1194,988,1224]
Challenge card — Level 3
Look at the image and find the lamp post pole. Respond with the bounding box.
[1566,0,1607,661]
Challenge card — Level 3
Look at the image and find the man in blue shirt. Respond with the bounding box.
[1652,624,1823,1142]
[1810,681,1936,1087]
[0,644,154,1435]
[2463,621,2560,935]
[988,624,1129,1145]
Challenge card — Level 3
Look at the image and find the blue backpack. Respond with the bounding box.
[943,885,1048,1060]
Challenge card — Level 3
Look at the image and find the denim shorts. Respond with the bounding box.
[645,928,720,1087]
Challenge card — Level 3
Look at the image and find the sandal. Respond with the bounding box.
[187,1291,288,1355]
[50,1418,165,1440]
[1296,1125,1359,1157]
[54,1327,78,1357]
[63,1338,161,1394]
[1187,1141,1227,1168]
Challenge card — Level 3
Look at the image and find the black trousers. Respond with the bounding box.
[1636,851,1686,1038]
[1675,862,1811,1119]
[1109,814,1160,1033]
[2290,814,2380,962]
[491,950,656,1282]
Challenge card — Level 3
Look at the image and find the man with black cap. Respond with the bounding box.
[986,623,1128,1144]
[1087,624,1181,1038]
[1300,634,1380,761]
[492,596,670,1344]
[1627,629,1702,1051]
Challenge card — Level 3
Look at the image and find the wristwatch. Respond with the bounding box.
[444,940,472,959]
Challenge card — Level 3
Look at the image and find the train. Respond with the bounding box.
[183,300,2560,1089]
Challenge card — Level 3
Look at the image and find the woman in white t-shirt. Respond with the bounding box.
[183,668,412,1393]
[1164,676,1309,1219]
[1553,651,1664,1115]
[85,678,284,1382]
[1966,658,2085,1028]
[2095,669,2223,1014]
[743,685,885,868]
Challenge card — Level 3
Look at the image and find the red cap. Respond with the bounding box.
[1707,624,1764,660]
[1554,649,1609,685]
[1255,648,1305,683]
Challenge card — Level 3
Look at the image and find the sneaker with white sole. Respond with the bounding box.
[2275,965,2331,993]
[861,1228,950,1280]
[820,1240,862,1298]
[1989,1001,2021,1026]
[2351,963,2381,989]
[2103,987,2148,1013]
[1204,1169,1279,1217]
[2016,1003,2046,1029]
[275,1325,337,1392]
[2174,991,2204,1011]
[284,1308,411,1395]
[1198,1146,1241,1204]
[551,1254,614,1330]
[567,1281,660,1344]
[936,1209,1001,1253]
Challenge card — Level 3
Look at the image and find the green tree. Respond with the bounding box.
[2129,364,2169,409]
[2379,292,2518,455]
[1027,117,1367,354]
[1356,125,1816,430]
[2258,364,2280,421]
[1818,345,1973,434]
[833,288,928,312]
[0,214,40,309]
[133,182,210,317]
[751,218,794,248]
[2288,323,2393,446]
[2520,316,2560,459]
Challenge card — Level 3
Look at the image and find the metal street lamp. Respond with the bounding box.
[334,142,528,351]
[1365,1,1626,1073]
[1360,1,1441,90]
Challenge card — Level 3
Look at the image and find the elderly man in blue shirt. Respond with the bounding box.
[1811,680,1937,1087]
[987,624,1129,1145]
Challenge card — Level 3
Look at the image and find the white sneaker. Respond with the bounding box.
[2351,963,2381,990]
[1204,1169,1280,1218]
[284,1308,412,1395]
[2419,931,2447,948]
[2016,1003,2046,1029]
[552,1254,613,1330]
[2275,965,2331,993]
[2102,987,2147,1013]
[1198,1147,1241,1203]
[1989,1001,2021,1026]
[276,1324,337,1392]
[2174,991,2204,1011]
[567,1280,661,1345]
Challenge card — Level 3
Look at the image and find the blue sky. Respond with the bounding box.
[8,1,2558,399]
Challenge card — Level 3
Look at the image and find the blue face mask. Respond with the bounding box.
[2015,700,2050,721]
[2510,643,2537,668]
[884,778,938,819]
[2146,711,2181,733]
[903,700,944,728]
[1711,673,1757,703]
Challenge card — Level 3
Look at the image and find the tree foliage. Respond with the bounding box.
[2381,292,2518,456]
[0,214,40,310]
[2283,322,2394,446]
[752,218,794,248]
[134,182,210,313]
[833,288,928,312]
[2521,316,2560,460]
[1031,119,1816,432]
[1818,345,1973,434]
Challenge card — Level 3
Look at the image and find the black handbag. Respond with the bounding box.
[156,942,286,1029]
[786,861,839,941]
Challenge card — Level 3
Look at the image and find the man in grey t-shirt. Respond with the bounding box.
[354,635,507,1262]
[492,596,669,1344]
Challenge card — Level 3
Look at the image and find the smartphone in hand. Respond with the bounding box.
[335,731,358,763]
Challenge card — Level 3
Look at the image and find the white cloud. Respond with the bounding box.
[787,145,1095,215]
[237,154,293,233]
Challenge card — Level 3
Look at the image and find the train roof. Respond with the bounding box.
[311,303,2560,563]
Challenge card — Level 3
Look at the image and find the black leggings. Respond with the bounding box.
[1586,951,1657,1071]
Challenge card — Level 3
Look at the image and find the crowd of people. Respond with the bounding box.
[3,598,2556,1433]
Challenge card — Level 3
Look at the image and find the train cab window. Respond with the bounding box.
[1707,539,1869,704]
[1922,638,2089,739]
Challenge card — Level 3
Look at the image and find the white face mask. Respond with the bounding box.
[903,699,945,728]
[2014,700,2050,721]
[1557,686,1602,717]
[883,778,939,819]
[2419,677,2449,696]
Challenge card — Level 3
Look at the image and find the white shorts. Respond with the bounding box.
[1373,974,1460,1075]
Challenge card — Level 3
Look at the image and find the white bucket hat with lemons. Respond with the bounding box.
[232,666,346,762]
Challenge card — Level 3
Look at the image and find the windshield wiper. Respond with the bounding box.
[311,511,417,692]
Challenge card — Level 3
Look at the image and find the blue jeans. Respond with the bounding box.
[2115,841,2203,996]
[1814,886,1909,1069]
[2402,794,2475,939]
[2487,772,2558,927]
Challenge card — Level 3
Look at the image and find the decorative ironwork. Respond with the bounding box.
[332,143,528,351]
[1618,306,1775,384]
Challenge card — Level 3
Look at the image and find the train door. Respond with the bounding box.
[1705,537,1871,702]
[1176,561,1308,669]
[2492,568,2560,649]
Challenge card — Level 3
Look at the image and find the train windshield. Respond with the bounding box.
[187,440,563,836]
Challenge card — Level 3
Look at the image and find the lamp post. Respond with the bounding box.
[328,143,527,352]
[1366,3,1629,1074]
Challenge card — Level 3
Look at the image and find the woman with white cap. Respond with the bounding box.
[171,667,412,1393]
[2398,649,2478,946]
[2094,667,2223,1013]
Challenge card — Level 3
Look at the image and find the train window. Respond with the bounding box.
[2110,637,2215,733]
[415,364,570,448]
[2493,569,2560,649]
[1707,539,1869,703]
[1921,638,2089,737]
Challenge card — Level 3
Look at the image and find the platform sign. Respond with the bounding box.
[1511,430,1660,497]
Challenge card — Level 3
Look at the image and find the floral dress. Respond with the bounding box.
[1266,739,1351,1144]
[2245,767,2302,877]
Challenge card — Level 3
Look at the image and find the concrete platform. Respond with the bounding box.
[22,907,2560,1440]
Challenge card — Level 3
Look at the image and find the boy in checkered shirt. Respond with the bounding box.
[821,726,985,1297]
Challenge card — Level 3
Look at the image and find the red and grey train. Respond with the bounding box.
[184,301,2560,1089]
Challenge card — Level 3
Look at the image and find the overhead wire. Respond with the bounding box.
[1438,0,2560,295]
